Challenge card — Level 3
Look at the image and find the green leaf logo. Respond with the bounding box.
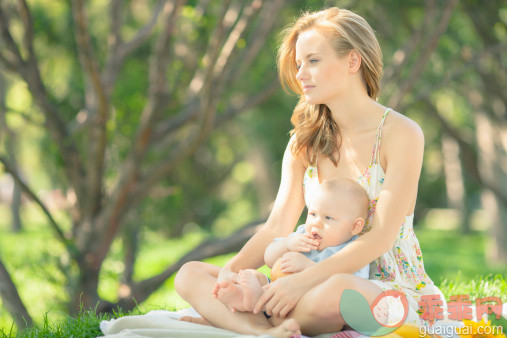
[340,289,409,336]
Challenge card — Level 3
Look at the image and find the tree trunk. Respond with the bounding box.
[475,112,507,263]
[10,180,22,232]
[0,70,23,232]
[441,134,471,234]
[0,257,33,329]
[122,221,139,286]
[69,263,101,314]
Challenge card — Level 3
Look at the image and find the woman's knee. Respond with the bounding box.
[305,274,354,319]
[174,261,220,296]
[174,261,203,296]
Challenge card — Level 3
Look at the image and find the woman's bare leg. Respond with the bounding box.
[174,261,300,337]
[270,273,384,336]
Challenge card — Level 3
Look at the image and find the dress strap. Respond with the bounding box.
[313,152,319,166]
[370,108,390,165]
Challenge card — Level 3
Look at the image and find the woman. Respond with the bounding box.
[175,7,443,337]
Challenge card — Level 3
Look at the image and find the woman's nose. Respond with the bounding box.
[296,64,308,82]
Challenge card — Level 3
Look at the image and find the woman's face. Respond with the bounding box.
[295,29,351,105]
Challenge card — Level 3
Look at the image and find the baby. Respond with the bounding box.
[214,177,370,313]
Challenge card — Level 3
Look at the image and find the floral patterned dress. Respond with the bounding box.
[303,108,445,325]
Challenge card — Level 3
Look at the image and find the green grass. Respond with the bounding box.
[414,226,507,284]
[0,306,137,338]
[0,205,506,336]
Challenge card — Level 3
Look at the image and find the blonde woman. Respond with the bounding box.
[175,7,443,337]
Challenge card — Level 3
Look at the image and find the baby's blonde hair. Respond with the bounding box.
[320,178,369,220]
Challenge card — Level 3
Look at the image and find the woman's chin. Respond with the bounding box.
[305,97,316,105]
[304,96,324,106]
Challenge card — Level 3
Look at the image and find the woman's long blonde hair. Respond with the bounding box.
[277,7,383,165]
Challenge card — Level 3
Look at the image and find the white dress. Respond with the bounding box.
[302,108,445,325]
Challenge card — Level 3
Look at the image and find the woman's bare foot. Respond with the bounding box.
[179,316,210,326]
[266,318,301,338]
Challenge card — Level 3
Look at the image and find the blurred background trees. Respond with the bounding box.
[0,0,505,331]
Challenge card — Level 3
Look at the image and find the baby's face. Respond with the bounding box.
[304,189,357,251]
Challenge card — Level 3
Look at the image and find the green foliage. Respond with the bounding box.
[1,303,144,338]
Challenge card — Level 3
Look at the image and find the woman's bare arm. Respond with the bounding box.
[224,136,306,273]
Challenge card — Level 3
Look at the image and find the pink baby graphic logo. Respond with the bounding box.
[340,289,409,336]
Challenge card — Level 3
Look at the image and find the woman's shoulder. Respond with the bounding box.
[287,133,312,168]
[383,110,424,158]
[384,109,424,144]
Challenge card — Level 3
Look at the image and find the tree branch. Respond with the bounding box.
[118,0,167,61]
[150,0,284,143]
[0,6,25,71]
[71,0,110,216]
[221,0,286,89]
[0,257,33,329]
[101,220,265,313]
[215,78,279,125]
[0,3,88,211]
[92,0,188,267]
[421,98,507,206]
[0,156,80,260]
[101,0,123,94]
[382,0,437,85]
[16,0,35,63]
[177,0,234,110]
[0,51,17,72]
[401,42,507,114]
[213,0,263,81]
[5,107,44,127]
[387,0,458,109]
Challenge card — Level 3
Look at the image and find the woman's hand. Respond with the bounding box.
[286,232,320,252]
[279,251,315,273]
[212,266,239,298]
[253,272,310,319]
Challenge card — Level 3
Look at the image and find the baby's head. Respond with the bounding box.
[305,178,369,251]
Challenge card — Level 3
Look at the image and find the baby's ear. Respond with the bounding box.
[351,217,365,235]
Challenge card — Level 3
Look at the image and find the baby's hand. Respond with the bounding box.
[279,252,315,273]
[285,232,320,252]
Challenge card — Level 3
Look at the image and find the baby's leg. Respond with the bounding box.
[216,269,265,312]
[239,269,265,312]
[245,268,270,287]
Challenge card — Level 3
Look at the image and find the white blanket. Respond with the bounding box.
[99,308,317,338]
[100,305,507,338]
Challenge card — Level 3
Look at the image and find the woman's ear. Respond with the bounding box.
[351,217,365,235]
[348,50,362,73]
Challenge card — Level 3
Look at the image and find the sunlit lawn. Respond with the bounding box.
[0,204,505,334]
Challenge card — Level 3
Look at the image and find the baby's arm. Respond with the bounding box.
[264,239,290,268]
[264,231,320,268]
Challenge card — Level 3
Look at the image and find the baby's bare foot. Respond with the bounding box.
[238,270,264,312]
[179,316,210,326]
[266,318,301,338]
[216,280,248,312]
